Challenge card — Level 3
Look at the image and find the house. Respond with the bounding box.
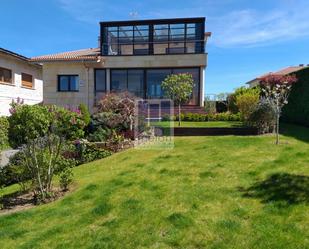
[246,64,309,87]
[0,48,43,116]
[31,17,211,113]
[246,64,309,127]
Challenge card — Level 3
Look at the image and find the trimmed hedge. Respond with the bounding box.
[282,68,309,127]
[163,112,241,122]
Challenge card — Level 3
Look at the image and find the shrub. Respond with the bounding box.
[8,104,52,148]
[248,100,276,134]
[0,116,9,150]
[8,104,86,148]
[78,103,91,126]
[74,140,112,164]
[59,168,74,191]
[236,91,260,121]
[228,87,260,113]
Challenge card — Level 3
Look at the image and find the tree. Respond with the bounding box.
[161,73,194,126]
[259,74,297,144]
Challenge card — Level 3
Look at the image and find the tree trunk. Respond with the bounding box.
[178,104,181,127]
[276,113,280,145]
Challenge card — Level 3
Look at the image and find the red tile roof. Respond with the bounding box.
[257,65,309,79]
[30,48,100,62]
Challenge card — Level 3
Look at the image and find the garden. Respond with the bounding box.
[0,73,308,248]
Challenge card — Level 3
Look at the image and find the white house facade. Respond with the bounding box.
[0,48,43,116]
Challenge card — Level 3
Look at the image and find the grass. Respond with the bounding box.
[153,121,244,128]
[0,123,308,248]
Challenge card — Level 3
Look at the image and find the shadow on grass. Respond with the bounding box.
[280,123,309,143]
[241,173,309,206]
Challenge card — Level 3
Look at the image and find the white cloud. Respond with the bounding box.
[57,0,309,47]
[209,3,309,47]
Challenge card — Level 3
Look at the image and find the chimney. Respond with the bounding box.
[299,64,304,67]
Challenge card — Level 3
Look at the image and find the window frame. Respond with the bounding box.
[0,67,13,85]
[21,72,34,89]
[57,74,79,92]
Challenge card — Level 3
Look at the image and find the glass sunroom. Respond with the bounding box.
[100,18,206,56]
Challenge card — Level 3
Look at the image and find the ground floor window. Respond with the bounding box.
[95,69,106,92]
[58,75,79,92]
[111,69,144,97]
[109,67,200,105]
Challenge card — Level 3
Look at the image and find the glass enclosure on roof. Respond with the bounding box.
[101,18,205,56]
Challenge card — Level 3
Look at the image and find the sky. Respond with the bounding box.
[1,0,309,94]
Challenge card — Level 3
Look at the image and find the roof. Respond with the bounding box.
[30,48,100,62]
[100,17,205,25]
[0,47,31,62]
[246,65,309,85]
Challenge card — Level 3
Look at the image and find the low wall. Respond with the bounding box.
[157,127,258,136]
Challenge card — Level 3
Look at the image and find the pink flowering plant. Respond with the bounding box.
[259,74,298,144]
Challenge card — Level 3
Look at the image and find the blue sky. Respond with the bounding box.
[1,0,309,94]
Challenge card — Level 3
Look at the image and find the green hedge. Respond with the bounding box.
[163,112,241,122]
[282,68,309,127]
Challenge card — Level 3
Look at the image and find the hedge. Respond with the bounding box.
[0,116,9,150]
[282,67,309,127]
[163,112,241,122]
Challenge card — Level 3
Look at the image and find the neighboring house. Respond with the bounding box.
[246,64,309,127]
[0,48,43,116]
[246,64,309,87]
[31,17,211,113]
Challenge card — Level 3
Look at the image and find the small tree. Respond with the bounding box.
[236,90,260,122]
[259,74,297,144]
[161,73,194,126]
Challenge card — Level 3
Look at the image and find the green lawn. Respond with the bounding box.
[0,124,308,249]
[153,121,244,128]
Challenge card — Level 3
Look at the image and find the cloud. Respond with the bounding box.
[57,0,309,47]
[209,3,309,47]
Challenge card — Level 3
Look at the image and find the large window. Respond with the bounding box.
[21,73,33,88]
[0,67,12,84]
[58,75,79,92]
[101,18,205,56]
[111,69,144,97]
[95,69,106,92]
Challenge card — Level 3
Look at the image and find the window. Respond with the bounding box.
[21,73,33,88]
[95,69,106,92]
[111,69,144,97]
[0,67,12,84]
[146,69,172,99]
[58,75,79,92]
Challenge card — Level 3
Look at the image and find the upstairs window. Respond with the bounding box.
[0,67,12,84]
[58,75,79,92]
[21,73,33,88]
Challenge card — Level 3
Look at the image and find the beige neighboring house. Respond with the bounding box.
[246,64,309,87]
[0,48,43,116]
[31,17,211,113]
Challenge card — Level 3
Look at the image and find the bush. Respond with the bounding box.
[59,168,73,191]
[78,103,91,126]
[236,90,260,121]
[248,100,276,134]
[74,140,112,164]
[8,104,86,148]
[228,87,261,113]
[0,116,9,150]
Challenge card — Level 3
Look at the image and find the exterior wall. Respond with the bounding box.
[42,54,207,113]
[0,53,43,116]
